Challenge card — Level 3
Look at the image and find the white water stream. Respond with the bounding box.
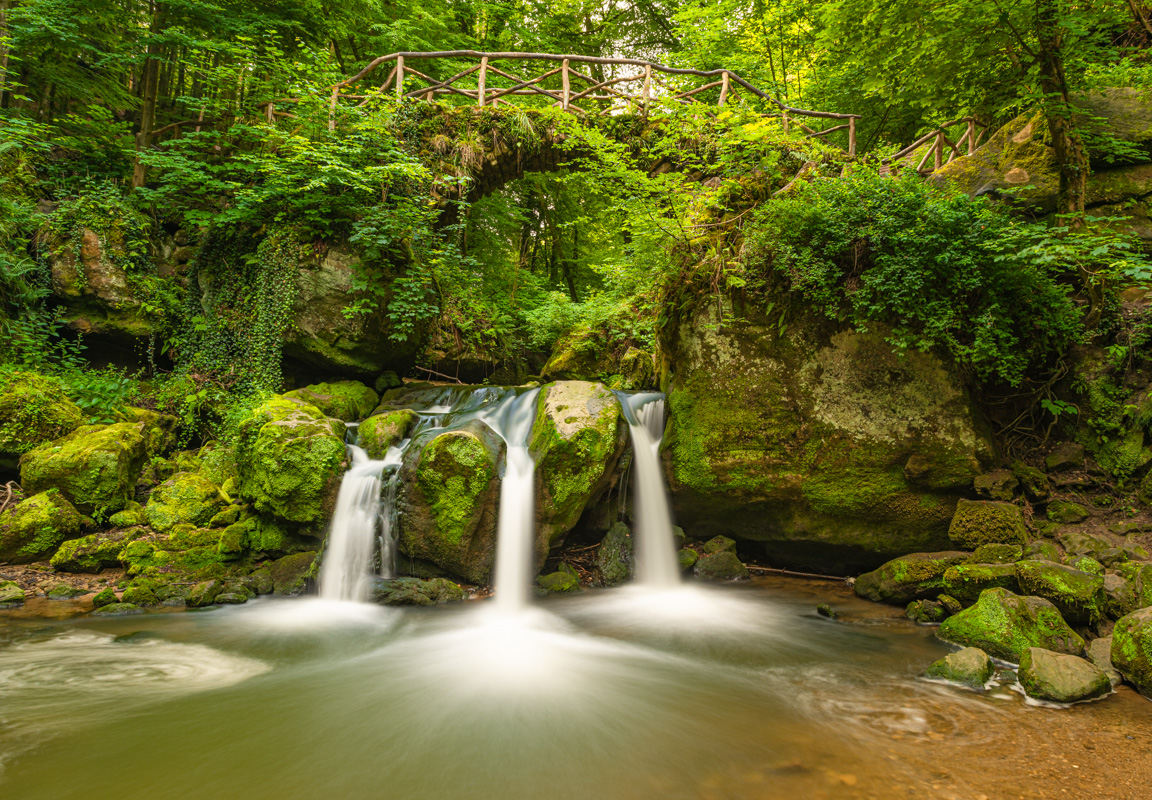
[317,443,387,602]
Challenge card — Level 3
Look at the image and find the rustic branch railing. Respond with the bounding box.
[319,51,861,155]
[882,117,989,175]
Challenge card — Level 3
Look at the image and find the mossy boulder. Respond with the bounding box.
[940,563,1019,604]
[19,422,150,514]
[1104,572,1138,620]
[0,371,83,468]
[1019,647,1112,703]
[973,470,1018,501]
[1021,541,1063,562]
[109,503,147,528]
[1011,461,1049,501]
[91,602,143,616]
[359,409,418,460]
[116,407,180,457]
[924,646,994,689]
[597,521,633,585]
[947,499,1027,549]
[0,489,84,564]
[121,585,159,606]
[907,599,948,623]
[693,550,750,581]
[969,543,1023,564]
[1112,607,1152,697]
[854,551,970,604]
[529,382,626,566]
[1047,500,1089,524]
[45,583,85,599]
[397,422,503,584]
[144,472,229,533]
[283,381,379,421]
[1045,442,1084,473]
[91,587,118,608]
[268,551,318,596]
[0,580,25,605]
[678,548,699,571]
[368,576,466,606]
[1014,560,1107,625]
[50,530,136,573]
[537,562,581,594]
[937,587,1085,662]
[234,396,347,525]
[662,301,992,573]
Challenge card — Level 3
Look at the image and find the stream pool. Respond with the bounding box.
[2,576,1151,799]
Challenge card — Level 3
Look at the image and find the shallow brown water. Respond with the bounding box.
[1,577,1150,799]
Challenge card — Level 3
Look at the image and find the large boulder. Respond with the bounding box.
[50,530,137,573]
[283,381,379,422]
[144,472,229,533]
[397,422,503,584]
[19,422,150,514]
[937,587,1085,662]
[1014,560,1107,626]
[268,551,318,596]
[234,397,347,525]
[1112,607,1152,697]
[528,382,626,566]
[662,301,992,573]
[1018,647,1112,703]
[0,372,83,469]
[939,563,1019,604]
[948,499,1028,549]
[368,576,466,606]
[541,329,656,390]
[0,489,84,563]
[853,551,970,604]
[359,410,418,460]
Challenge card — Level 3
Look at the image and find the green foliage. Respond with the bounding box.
[742,168,1082,386]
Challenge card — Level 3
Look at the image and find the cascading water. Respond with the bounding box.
[479,388,542,614]
[616,392,681,588]
[317,437,387,602]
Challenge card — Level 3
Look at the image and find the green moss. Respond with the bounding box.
[416,431,494,546]
[0,489,84,563]
[1047,499,1089,524]
[537,563,581,593]
[854,551,970,604]
[925,647,994,688]
[940,563,1019,604]
[597,522,633,585]
[0,371,83,463]
[283,381,379,421]
[1015,560,1107,625]
[51,530,138,573]
[1112,608,1152,697]
[145,472,228,533]
[359,409,418,460]
[91,587,118,608]
[947,499,1028,549]
[937,587,1084,663]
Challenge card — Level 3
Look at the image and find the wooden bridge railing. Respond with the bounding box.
[882,117,990,175]
[308,51,862,156]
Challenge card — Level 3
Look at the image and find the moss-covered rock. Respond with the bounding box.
[540,331,655,390]
[45,583,85,599]
[234,396,347,525]
[0,372,83,468]
[924,646,994,689]
[1047,500,1089,524]
[121,585,159,606]
[359,409,418,460]
[397,423,502,584]
[973,470,1018,501]
[537,562,581,593]
[938,587,1084,662]
[91,587,118,608]
[1104,572,1137,620]
[367,576,466,606]
[19,422,150,514]
[969,543,1023,564]
[0,580,25,605]
[1021,541,1063,563]
[0,489,84,563]
[662,301,992,572]
[1112,607,1152,697]
[1019,647,1112,703]
[109,503,146,528]
[1011,461,1050,501]
[1045,442,1085,473]
[1015,560,1107,625]
[145,472,228,533]
[907,599,948,623]
[693,550,750,581]
[597,521,633,585]
[529,382,625,565]
[677,548,699,571]
[854,551,970,604]
[947,499,1027,549]
[940,563,1019,604]
[283,381,379,421]
[50,530,137,573]
[91,602,143,616]
[116,407,180,457]
[268,551,317,596]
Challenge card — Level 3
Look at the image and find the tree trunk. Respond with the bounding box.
[132,2,164,190]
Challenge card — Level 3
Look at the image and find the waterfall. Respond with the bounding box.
[479,389,541,614]
[617,392,681,588]
[317,444,387,602]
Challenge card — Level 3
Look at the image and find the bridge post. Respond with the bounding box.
[562,59,570,110]
[478,56,488,107]
[718,71,729,107]
[395,55,404,98]
[848,117,856,156]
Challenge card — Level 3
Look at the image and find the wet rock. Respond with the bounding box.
[0,372,82,469]
[374,371,402,393]
[145,472,229,533]
[1087,636,1122,687]
[948,499,1028,549]
[853,551,969,604]
[937,587,1085,662]
[359,410,418,460]
[816,603,838,620]
[0,580,25,606]
[597,522,633,585]
[45,584,85,600]
[397,422,503,585]
[702,536,737,554]
[1014,560,1106,626]
[368,577,466,606]
[214,592,249,605]
[0,489,84,564]
[925,646,994,689]
[1021,541,1063,563]
[235,396,347,525]
[1019,647,1111,703]
[529,382,626,563]
[907,599,948,623]
[248,568,274,595]
[186,579,224,608]
[91,587,118,608]
[19,422,150,514]
[1104,572,1137,620]
[1048,500,1089,524]
[969,543,1023,564]
[283,381,379,421]
[940,563,1019,604]
[120,585,159,606]
[973,470,1018,501]
[268,551,318,596]
[1112,607,1152,697]
[1011,461,1050,501]
[693,550,750,581]
[1045,443,1085,473]
[537,563,581,594]
[677,548,699,571]
[938,594,963,615]
[91,602,144,616]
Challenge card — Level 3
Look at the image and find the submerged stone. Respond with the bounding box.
[924,646,994,689]
[693,550,749,581]
[368,577,465,606]
[947,499,1027,549]
[1018,647,1111,703]
[853,551,969,604]
[816,603,838,620]
[937,587,1084,663]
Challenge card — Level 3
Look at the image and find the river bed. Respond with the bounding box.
[2,576,1151,799]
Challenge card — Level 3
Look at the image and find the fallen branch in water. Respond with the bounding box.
[413,366,465,384]
[746,564,850,582]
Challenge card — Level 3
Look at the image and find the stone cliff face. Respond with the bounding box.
[661,300,994,572]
